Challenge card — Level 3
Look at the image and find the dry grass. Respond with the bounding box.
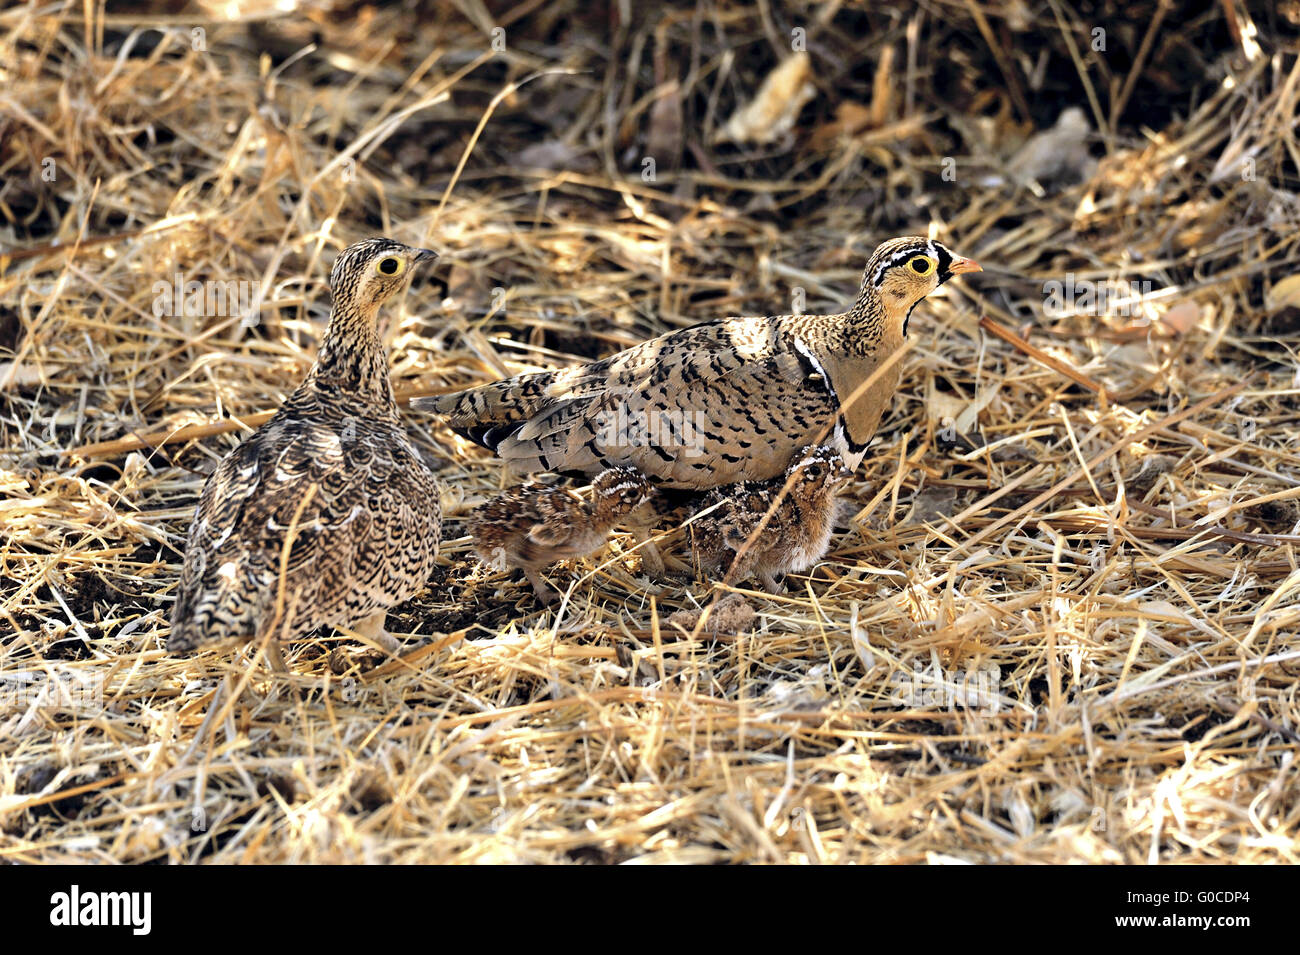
[2,0,1299,864]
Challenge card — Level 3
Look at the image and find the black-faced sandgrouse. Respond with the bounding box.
[169,238,441,669]
[468,466,656,605]
[691,444,853,593]
[414,236,979,488]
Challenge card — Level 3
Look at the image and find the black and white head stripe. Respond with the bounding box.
[793,336,838,398]
[608,480,648,495]
[866,237,957,286]
[329,237,408,288]
[930,240,954,279]
[593,466,653,497]
[790,444,844,470]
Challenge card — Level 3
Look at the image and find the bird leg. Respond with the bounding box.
[631,525,667,577]
[524,568,561,607]
[328,611,406,675]
[352,611,403,654]
[251,627,290,674]
[266,641,290,673]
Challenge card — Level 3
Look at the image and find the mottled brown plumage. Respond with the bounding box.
[691,445,852,593]
[169,238,441,665]
[415,236,979,489]
[469,466,656,604]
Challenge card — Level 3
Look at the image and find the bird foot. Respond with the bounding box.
[329,645,380,675]
[532,584,562,608]
[327,612,412,672]
[522,569,563,608]
[329,633,430,674]
[635,537,667,577]
[348,612,408,653]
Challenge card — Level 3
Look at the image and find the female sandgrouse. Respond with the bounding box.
[691,445,852,593]
[169,238,441,668]
[468,466,656,604]
[415,236,979,488]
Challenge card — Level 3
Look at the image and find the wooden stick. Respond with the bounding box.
[65,383,460,459]
[980,314,1110,401]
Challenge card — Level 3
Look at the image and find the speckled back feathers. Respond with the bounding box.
[416,236,978,489]
[169,238,441,654]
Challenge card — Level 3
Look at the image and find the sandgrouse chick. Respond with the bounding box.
[691,445,852,593]
[169,238,440,668]
[469,466,656,605]
[416,236,979,488]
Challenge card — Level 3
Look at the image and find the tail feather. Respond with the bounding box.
[412,372,553,421]
[409,391,465,416]
[168,555,276,652]
[455,421,525,453]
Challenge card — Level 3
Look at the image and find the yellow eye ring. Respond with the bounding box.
[376,256,405,277]
[908,256,935,276]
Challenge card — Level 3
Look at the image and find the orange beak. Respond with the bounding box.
[947,256,982,275]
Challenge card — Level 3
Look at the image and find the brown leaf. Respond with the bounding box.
[1266,274,1300,314]
[646,80,683,172]
[1157,301,1200,336]
[810,101,874,151]
[712,52,815,146]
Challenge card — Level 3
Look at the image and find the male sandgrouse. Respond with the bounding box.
[468,466,656,604]
[691,445,852,593]
[169,238,441,668]
[415,236,979,488]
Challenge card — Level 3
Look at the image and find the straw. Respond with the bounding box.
[1,0,1296,864]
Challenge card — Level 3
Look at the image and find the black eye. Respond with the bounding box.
[908,257,934,276]
[377,257,401,276]
[806,464,823,479]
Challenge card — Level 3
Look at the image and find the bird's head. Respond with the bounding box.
[860,236,981,336]
[329,237,438,324]
[592,466,657,520]
[788,445,853,490]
